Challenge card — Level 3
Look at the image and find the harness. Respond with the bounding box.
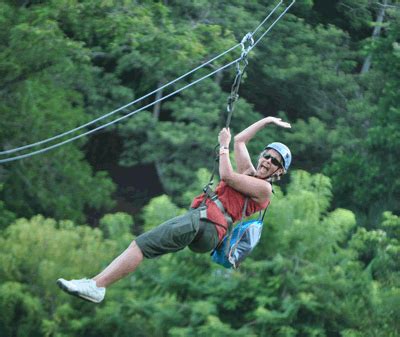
[200,186,233,227]
[193,186,233,243]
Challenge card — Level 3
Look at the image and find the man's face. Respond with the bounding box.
[256,149,283,178]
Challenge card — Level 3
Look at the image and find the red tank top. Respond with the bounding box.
[191,181,270,240]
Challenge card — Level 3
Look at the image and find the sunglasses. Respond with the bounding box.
[261,153,282,168]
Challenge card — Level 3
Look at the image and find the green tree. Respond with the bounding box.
[0,215,121,337]
[0,2,117,222]
[0,186,15,230]
[325,5,400,223]
[0,171,399,336]
[141,194,185,232]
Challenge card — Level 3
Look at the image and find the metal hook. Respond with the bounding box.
[240,32,255,58]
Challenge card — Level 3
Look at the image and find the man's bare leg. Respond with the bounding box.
[93,240,144,288]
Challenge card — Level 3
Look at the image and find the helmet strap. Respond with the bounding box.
[266,167,281,183]
[256,161,282,182]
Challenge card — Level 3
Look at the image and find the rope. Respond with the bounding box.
[201,1,296,197]
[0,0,295,164]
[201,47,250,199]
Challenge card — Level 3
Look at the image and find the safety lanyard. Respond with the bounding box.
[201,35,254,205]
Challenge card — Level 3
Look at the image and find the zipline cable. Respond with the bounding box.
[250,0,295,51]
[0,0,295,164]
[0,43,242,156]
[251,0,283,36]
[0,1,285,157]
[0,59,241,163]
[0,1,286,158]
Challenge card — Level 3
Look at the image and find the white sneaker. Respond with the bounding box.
[57,278,106,303]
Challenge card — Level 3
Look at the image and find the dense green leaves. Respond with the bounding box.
[2,0,398,220]
[0,172,399,336]
[0,0,399,336]
[0,215,120,336]
[325,6,400,221]
[0,1,117,222]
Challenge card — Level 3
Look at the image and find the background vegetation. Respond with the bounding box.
[0,0,399,336]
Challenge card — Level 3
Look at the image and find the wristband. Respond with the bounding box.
[220,146,229,150]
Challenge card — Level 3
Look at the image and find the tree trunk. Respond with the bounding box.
[151,81,170,194]
[153,81,164,120]
[360,0,387,74]
[215,68,223,86]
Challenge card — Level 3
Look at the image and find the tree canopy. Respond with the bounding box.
[0,0,399,336]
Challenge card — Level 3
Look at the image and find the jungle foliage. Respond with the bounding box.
[0,0,399,336]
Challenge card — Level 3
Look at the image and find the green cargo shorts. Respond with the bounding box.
[135,207,220,259]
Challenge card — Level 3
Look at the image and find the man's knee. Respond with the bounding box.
[129,240,144,260]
